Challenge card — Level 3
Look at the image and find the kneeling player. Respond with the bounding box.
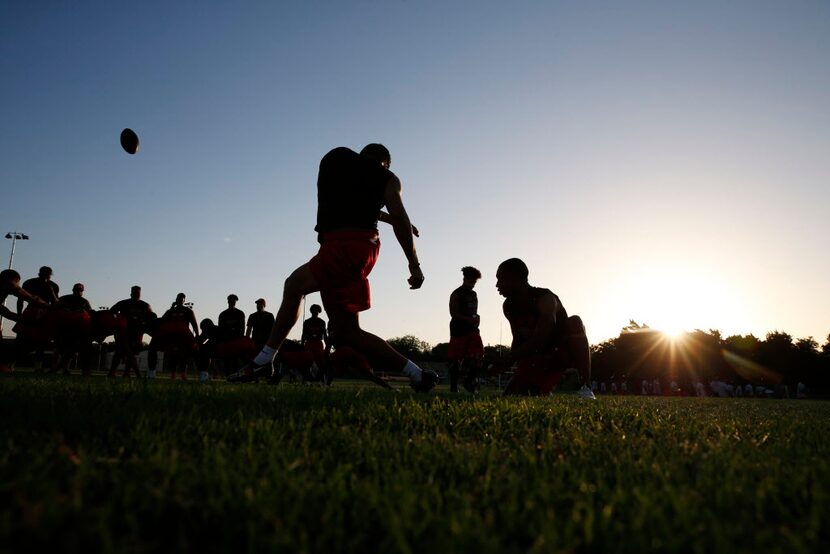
[495,258,594,398]
[0,269,49,372]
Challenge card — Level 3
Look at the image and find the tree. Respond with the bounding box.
[387,335,431,361]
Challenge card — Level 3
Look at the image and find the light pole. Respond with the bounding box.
[5,232,29,270]
[2,232,29,336]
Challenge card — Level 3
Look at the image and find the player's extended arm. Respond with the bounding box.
[15,288,49,311]
[379,210,419,237]
[245,321,252,339]
[383,175,424,289]
[0,304,19,321]
[510,294,560,361]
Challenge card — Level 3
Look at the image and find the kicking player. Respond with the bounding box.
[495,258,595,398]
[230,144,439,391]
[447,266,484,392]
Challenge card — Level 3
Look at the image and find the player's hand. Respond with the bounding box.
[411,224,420,237]
[408,263,424,289]
[473,314,481,328]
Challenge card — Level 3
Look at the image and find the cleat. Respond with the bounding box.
[198,371,209,382]
[462,378,477,394]
[577,384,597,400]
[410,369,440,393]
[228,360,273,383]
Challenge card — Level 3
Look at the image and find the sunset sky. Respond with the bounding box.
[2,1,828,347]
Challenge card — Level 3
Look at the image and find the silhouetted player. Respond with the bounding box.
[51,283,94,374]
[447,266,484,392]
[246,298,274,351]
[230,144,439,391]
[0,269,49,373]
[110,286,155,378]
[495,258,594,398]
[16,266,60,370]
[218,294,245,340]
[153,293,199,379]
[301,303,328,371]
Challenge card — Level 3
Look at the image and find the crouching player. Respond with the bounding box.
[495,258,595,398]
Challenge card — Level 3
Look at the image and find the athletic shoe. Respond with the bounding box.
[577,384,597,400]
[462,378,477,394]
[228,360,273,383]
[148,370,157,379]
[410,369,440,393]
[199,371,209,382]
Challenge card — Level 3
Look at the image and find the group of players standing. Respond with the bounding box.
[2,142,595,397]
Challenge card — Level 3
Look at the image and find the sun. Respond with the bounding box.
[614,264,744,337]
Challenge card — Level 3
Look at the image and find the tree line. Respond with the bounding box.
[389,322,830,392]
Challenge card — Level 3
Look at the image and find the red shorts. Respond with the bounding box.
[448,332,484,361]
[151,322,196,352]
[12,306,54,346]
[308,230,380,313]
[304,339,327,365]
[505,348,571,396]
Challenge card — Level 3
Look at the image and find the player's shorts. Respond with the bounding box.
[93,311,128,342]
[150,321,196,352]
[52,311,93,346]
[308,230,380,313]
[12,306,54,346]
[448,331,484,361]
[505,347,572,396]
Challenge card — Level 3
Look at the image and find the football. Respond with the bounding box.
[120,128,140,154]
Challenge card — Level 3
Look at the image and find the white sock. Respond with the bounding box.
[254,345,277,366]
[401,360,423,383]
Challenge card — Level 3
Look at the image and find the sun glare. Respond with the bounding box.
[609,264,745,338]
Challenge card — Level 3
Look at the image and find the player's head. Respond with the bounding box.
[310,304,322,316]
[0,269,21,286]
[461,266,482,288]
[39,266,53,279]
[255,298,266,311]
[130,285,141,300]
[72,283,85,296]
[176,292,186,305]
[227,294,238,307]
[496,258,529,298]
[360,143,391,169]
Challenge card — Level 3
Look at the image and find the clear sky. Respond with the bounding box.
[2,1,828,347]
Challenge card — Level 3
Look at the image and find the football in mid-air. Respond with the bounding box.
[120,128,140,154]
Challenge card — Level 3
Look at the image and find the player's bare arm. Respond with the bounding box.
[379,210,419,237]
[383,175,424,289]
[510,294,560,360]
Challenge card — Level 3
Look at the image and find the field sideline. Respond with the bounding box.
[1,375,828,553]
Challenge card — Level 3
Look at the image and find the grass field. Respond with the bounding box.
[1,375,828,554]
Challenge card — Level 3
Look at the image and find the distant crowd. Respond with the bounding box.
[586,378,807,399]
